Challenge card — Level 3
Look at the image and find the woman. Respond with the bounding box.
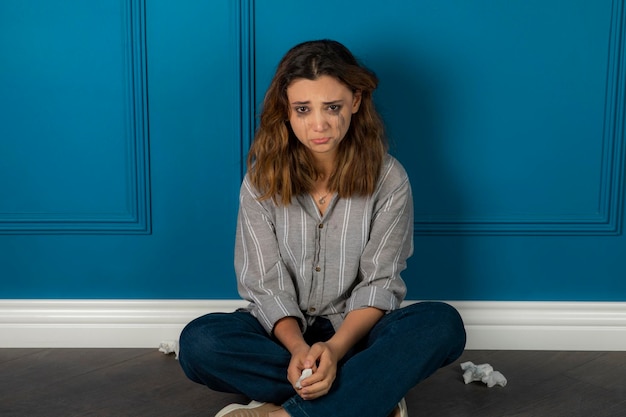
[179,39,466,417]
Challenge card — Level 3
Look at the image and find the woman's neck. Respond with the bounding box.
[313,155,336,180]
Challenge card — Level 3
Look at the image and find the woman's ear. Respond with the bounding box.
[352,90,362,114]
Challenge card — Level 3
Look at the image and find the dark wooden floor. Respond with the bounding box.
[1,349,624,417]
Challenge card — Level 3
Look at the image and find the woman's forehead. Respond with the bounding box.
[287,76,352,101]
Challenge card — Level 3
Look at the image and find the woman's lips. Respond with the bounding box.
[311,137,331,145]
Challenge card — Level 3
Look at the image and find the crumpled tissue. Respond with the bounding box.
[159,340,179,359]
[296,368,313,389]
[460,361,507,387]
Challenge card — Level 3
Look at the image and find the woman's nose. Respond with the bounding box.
[310,111,330,132]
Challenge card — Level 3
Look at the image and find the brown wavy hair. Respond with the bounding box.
[247,39,387,204]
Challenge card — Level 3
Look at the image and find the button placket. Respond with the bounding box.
[308,221,325,316]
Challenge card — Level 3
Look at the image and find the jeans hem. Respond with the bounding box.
[282,397,310,417]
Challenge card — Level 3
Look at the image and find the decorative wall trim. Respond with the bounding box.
[236,0,255,181]
[414,0,625,236]
[0,0,151,234]
[1,300,625,350]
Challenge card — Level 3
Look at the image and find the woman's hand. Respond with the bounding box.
[290,342,340,400]
[286,343,313,386]
[293,308,385,399]
[276,308,384,400]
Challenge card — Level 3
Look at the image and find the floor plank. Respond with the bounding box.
[0,349,624,417]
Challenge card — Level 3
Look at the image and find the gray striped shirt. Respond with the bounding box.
[235,154,414,334]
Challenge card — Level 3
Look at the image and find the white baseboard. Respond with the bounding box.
[445,301,626,351]
[1,300,625,350]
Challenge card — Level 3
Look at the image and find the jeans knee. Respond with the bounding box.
[178,314,226,380]
[178,318,202,377]
[179,316,204,354]
[431,301,464,327]
[430,301,464,331]
[426,302,466,359]
[179,312,266,374]
[402,301,466,352]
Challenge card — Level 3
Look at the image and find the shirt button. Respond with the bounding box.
[318,223,324,229]
[309,307,316,313]
[315,266,321,272]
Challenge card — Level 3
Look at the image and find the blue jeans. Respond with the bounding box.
[179,302,466,417]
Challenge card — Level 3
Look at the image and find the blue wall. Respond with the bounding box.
[1,0,625,301]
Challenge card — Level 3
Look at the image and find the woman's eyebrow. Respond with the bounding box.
[290,99,344,105]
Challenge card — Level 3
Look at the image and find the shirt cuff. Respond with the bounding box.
[345,285,402,315]
[249,295,306,335]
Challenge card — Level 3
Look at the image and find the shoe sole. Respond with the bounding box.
[399,398,408,417]
[215,400,265,417]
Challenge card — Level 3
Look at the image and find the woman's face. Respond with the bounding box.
[286,75,361,163]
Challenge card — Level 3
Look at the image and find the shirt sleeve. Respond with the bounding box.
[346,159,414,315]
[234,177,306,334]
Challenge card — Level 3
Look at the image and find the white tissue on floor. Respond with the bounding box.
[159,340,179,359]
[460,361,507,387]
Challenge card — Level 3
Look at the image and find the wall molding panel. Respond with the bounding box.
[1,299,625,350]
[0,0,151,234]
[412,0,625,236]
[235,0,256,181]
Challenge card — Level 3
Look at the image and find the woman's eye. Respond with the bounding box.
[295,106,308,113]
[328,104,341,112]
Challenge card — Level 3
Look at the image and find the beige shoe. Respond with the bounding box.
[388,398,408,417]
[215,400,282,417]
[399,398,408,417]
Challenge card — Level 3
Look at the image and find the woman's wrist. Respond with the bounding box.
[273,316,309,354]
[327,307,385,360]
